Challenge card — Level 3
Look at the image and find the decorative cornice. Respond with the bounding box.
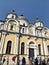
[0,30,49,40]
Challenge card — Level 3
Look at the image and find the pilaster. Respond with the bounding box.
[43,39,47,55]
[0,32,6,54]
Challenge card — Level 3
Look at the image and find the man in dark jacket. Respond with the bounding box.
[22,57,26,65]
[34,57,38,65]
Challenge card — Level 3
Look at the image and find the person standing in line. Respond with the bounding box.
[29,57,33,65]
[0,57,2,65]
[39,57,42,65]
[22,57,26,65]
[42,59,46,65]
[47,58,49,65]
[17,57,20,65]
[34,57,38,65]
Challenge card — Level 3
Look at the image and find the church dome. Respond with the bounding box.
[34,17,43,30]
[6,10,18,19]
[18,14,29,24]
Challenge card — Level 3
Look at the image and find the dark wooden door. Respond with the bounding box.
[29,48,34,58]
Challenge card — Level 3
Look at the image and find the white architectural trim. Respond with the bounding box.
[16,34,20,54]
[14,35,17,54]
[16,34,19,54]
[43,39,47,55]
[41,43,43,55]
[6,19,19,26]
[0,32,6,54]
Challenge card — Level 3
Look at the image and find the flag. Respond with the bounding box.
[12,56,16,62]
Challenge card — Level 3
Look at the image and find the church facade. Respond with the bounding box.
[0,11,49,64]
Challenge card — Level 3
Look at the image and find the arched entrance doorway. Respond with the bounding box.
[29,42,34,58]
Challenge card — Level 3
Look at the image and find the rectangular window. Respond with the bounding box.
[35,29,42,36]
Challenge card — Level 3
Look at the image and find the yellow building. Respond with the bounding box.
[0,10,49,64]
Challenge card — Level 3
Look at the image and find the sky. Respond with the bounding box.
[0,0,49,28]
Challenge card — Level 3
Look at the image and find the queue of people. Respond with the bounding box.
[22,57,49,65]
[0,56,49,65]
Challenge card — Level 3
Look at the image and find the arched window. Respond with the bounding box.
[23,23,25,26]
[22,28,24,33]
[12,15,14,18]
[38,44,41,55]
[10,25,13,30]
[6,41,12,54]
[21,42,25,55]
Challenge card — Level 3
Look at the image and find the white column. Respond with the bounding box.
[27,27,29,34]
[27,44,29,58]
[0,32,6,54]
[14,35,17,54]
[17,34,20,54]
[33,28,35,35]
[0,41,1,53]
[25,43,27,54]
[43,39,47,55]
[26,44,29,64]
[15,34,19,54]
[34,48,37,59]
[41,43,43,55]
